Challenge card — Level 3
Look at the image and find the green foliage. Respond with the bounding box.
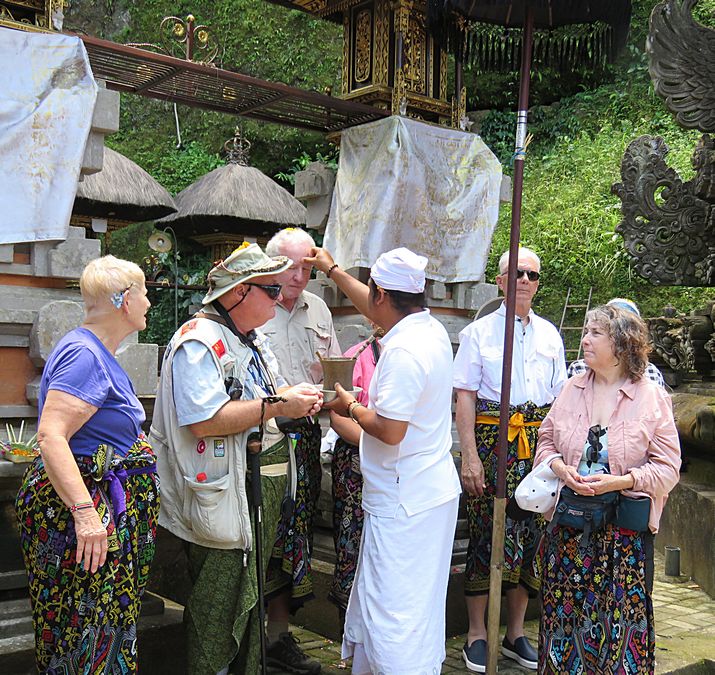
[106,137,224,195]
[275,149,339,186]
[485,114,711,326]
[140,251,213,345]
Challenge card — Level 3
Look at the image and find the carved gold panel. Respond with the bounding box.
[0,0,64,31]
[340,0,450,123]
[372,0,389,86]
[354,9,371,83]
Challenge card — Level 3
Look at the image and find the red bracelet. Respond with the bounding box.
[326,263,339,278]
[69,501,93,513]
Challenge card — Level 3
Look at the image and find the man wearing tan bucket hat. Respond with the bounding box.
[150,242,323,675]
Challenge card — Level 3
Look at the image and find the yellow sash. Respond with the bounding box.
[476,412,542,460]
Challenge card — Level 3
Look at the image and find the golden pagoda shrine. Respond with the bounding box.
[267,0,460,125]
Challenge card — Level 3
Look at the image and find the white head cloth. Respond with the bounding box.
[371,247,428,293]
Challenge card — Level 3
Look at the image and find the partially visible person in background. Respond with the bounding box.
[261,227,342,674]
[328,328,382,615]
[15,255,159,674]
[567,298,665,387]
[535,304,681,674]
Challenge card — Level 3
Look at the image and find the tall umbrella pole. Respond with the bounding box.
[485,6,535,674]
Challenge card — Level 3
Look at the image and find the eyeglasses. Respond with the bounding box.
[516,269,540,281]
[246,283,282,300]
[586,424,603,463]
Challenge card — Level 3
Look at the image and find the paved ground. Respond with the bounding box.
[275,551,715,674]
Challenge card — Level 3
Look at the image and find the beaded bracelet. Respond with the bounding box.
[69,501,94,513]
[326,263,339,279]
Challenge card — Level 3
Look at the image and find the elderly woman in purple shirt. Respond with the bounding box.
[15,255,158,674]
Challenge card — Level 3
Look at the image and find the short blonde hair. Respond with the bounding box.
[80,255,145,309]
[498,246,541,275]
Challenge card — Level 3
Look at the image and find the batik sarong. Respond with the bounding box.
[329,438,364,610]
[464,399,549,595]
[266,417,322,606]
[184,451,287,675]
[539,524,655,674]
[15,437,159,674]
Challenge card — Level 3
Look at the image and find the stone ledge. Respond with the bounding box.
[658,469,715,599]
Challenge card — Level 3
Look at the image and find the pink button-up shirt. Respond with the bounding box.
[534,371,681,533]
[344,338,380,407]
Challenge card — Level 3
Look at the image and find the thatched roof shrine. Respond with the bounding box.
[73,147,177,223]
[158,133,306,247]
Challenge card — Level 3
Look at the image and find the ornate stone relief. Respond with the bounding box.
[613,134,715,287]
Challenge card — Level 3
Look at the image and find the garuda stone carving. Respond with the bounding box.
[613,0,714,287]
[613,134,714,286]
[647,0,715,132]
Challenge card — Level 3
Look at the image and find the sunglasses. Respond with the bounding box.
[586,424,604,463]
[246,283,282,300]
[515,269,540,281]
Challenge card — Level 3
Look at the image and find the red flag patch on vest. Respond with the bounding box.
[212,339,226,359]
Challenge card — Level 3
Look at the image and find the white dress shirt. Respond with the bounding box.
[453,302,566,406]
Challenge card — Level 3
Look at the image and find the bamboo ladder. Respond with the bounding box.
[558,287,593,362]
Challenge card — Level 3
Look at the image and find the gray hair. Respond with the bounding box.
[498,246,541,274]
[265,228,315,257]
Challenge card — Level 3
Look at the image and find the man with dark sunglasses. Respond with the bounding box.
[151,243,323,675]
[453,246,566,672]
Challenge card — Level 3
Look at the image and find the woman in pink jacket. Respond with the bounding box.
[534,304,680,674]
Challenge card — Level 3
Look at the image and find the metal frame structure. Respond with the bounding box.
[78,33,388,134]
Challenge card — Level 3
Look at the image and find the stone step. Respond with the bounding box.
[0,599,32,639]
[0,594,185,675]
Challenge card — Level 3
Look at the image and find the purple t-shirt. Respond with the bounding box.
[39,327,145,457]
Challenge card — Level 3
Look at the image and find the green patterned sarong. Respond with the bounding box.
[184,445,287,675]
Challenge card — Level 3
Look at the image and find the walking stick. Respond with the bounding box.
[247,433,268,675]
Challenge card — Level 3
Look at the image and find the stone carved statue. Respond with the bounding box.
[647,0,715,133]
[613,0,714,287]
[613,134,714,286]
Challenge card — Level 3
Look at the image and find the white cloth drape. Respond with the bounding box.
[324,116,502,283]
[0,29,97,244]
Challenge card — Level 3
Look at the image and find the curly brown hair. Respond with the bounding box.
[585,305,652,381]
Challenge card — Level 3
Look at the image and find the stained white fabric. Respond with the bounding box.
[341,498,459,675]
[324,116,502,283]
[453,303,567,406]
[371,247,427,293]
[361,310,461,518]
[0,30,97,243]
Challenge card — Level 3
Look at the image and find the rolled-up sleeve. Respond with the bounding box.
[172,341,229,427]
[453,326,482,391]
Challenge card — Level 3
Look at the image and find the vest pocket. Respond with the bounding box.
[184,473,243,543]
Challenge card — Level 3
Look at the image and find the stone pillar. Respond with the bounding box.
[294,161,336,233]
